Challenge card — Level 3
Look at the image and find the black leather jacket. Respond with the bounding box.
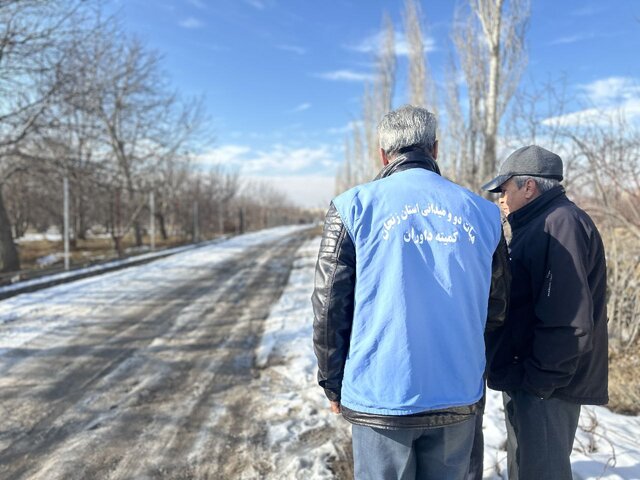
[312,151,511,428]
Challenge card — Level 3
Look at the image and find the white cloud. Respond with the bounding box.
[290,103,311,113]
[277,44,306,55]
[327,120,363,135]
[244,175,334,208]
[548,31,622,46]
[542,77,640,127]
[191,145,248,167]
[244,0,266,10]
[186,0,206,9]
[193,144,338,208]
[571,5,607,16]
[581,77,640,104]
[179,17,204,29]
[193,143,340,177]
[314,70,373,83]
[548,34,592,45]
[543,101,640,128]
[348,31,436,57]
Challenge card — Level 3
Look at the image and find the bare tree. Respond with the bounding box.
[95,39,169,247]
[370,15,396,176]
[450,10,486,187]
[376,14,397,121]
[152,157,191,240]
[476,0,529,181]
[449,0,529,189]
[233,179,296,233]
[442,55,469,184]
[0,0,88,271]
[564,115,640,350]
[63,13,209,251]
[335,135,352,195]
[405,0,427,107]
[207,166,240,234]
[403,0,437,114]
[0,2,215,270]
[350,14,398,186]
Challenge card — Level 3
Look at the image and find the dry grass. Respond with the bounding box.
[608,348,640,415]
[15,235,193,271]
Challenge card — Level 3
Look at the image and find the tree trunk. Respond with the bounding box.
[479,0,504,191]
[156,212,168,240]
[0,188,20,272]
[113,188,124,257]
[482,38,500,190]
[217,202,224,234]
[75,194,87,241]
[134,221,143,247]
[238,207,244,235]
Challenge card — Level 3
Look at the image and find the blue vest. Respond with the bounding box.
[332,168,502,415]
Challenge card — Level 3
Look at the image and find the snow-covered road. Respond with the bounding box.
[0,226,323,479]
[0,228,638,479]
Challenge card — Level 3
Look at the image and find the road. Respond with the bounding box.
[0,227,352,479]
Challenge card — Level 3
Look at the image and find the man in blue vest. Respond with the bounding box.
[312,105,510,479]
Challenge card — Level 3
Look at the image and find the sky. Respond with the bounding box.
[109,0,640,208]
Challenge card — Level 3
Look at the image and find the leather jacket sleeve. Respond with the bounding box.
[311,202,356,402]
[486,231,510,333]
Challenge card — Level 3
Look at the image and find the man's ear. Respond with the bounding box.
[380,148,389,166]
[524,178,538,199]
[432,140,439,160]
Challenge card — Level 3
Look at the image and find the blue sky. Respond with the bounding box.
[111,0,640,208]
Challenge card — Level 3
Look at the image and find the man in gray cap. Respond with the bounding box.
[482,145,609,480]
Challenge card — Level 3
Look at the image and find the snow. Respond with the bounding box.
[257,236,640,480]
[16,231,112,243]
[0,225,306,352]
[16,231,63,243]
[0,237,229,294]
[481,390,640,479]
[1,229,638,479]
[35,253,65,267]
[254,237,351,478]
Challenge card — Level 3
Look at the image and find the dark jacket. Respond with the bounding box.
[486,186,608,404]
[312,151,511,428]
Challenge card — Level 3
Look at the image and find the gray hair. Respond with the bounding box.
[513,175,560,193]
[378,105,437,156]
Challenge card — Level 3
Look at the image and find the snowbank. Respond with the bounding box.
[255,237,351,478]
[258,237,640,480]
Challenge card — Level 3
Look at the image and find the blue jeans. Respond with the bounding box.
[352,418,475,480]
[503,390,581,480]
[467,409,484,480]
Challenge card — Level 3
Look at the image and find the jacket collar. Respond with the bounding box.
[373,149,441,181]
[508,185,566,230]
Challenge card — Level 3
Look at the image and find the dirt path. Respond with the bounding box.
[0,229,352,479]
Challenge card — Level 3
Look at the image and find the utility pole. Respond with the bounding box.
[150,191,155,251]
[193,201,199,243]
[63,177,70,270]
[115,188,122,257]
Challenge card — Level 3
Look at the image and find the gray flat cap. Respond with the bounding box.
[482,145,563,193]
